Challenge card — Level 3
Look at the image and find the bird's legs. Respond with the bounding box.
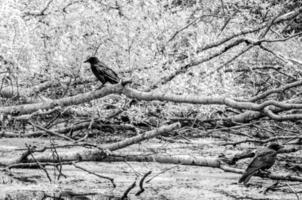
[96,84,105,90]
[121,79,132,86]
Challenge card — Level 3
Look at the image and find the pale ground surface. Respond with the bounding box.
[0,138,300,200]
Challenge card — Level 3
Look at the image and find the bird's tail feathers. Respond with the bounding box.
[239,169,258,185]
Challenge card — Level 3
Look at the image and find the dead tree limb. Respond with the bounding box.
[121,179,136,200]
[28,122,76,142]
[106,153,302,182]
[0,123,180,166]
[0,80,59,102]
[73,163,116,187]
[135,171,152,196]
[240,80,302,102]
[2,84,302,121]
[104,123,181,151]
[0,83,124,115]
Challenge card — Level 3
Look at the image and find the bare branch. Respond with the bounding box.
[135,171,152,196]
[28,121,76,142]
[73,163,116,187]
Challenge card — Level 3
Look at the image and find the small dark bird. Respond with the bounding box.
[238,143,283,185]
[84,57,120,85]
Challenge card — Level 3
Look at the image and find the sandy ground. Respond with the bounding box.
[0,138,300,200]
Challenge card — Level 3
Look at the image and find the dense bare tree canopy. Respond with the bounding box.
[0,0,302,199]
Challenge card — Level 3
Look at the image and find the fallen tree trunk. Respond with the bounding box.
[105,153,302,182]
[0,123,180,166]
[7,151,302,182]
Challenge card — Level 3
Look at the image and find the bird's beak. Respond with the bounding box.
[84,59,88,63]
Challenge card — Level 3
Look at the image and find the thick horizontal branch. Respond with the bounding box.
[2,84,302,121]
[107,153,221,167]
[7,153,302,183]
[0,78,91,103]
[0,84,124,115]
[0,81,56,103]
[124,87,302,111]
[106,153,302,182]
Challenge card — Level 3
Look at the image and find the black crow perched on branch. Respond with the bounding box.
[238,143,283,185]
[84,57,120,85]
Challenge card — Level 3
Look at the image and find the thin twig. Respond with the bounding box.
[286,183,300,200]
[28,121,76,142]
[73,163,116,187]
[135,171,152,196]
[121,179,137,200]
[50,139,67,180]
[146,166,178,183]
[26,144,52,182]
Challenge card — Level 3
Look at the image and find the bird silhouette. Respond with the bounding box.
[84,57,120,85]
[238,143,283,185]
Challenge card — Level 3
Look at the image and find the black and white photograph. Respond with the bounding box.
[0,0,302,199]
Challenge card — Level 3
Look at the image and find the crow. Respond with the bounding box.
[238,143,283,185]
[84,57,120,85]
